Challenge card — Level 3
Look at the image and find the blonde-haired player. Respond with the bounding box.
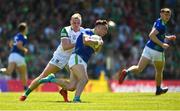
[20,13,84,101]
[39,20,108,102]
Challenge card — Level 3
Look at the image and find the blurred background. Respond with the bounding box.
[0,0,180,92]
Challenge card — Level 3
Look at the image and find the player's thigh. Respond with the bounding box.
[69,70,78,88]
[153,61,165,73]
[17,64,27,75]
[137,56,150,71]
[68,54,88,80]
[16,64,27,81]
[39,63,60,78]
[6,62,16,74]
[71,64,88,80]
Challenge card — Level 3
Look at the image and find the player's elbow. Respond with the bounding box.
[148,33,153,39]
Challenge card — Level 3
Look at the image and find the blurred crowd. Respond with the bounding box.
[0,0,180,80]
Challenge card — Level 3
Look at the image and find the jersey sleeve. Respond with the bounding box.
[153,21,162,32]
[14,34,27,46]
[60,27,68,38]
[16,35,25,42]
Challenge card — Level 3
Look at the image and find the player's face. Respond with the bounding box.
[96,25,108,37]
[160,11,171,22]
[70,18,81,32]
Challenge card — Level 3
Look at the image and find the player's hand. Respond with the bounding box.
[162,43,169,49]
[24,48,28,54]
[167,35,176,41]
[98,39,104,46]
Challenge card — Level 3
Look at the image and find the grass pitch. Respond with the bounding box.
[0,92,180,110]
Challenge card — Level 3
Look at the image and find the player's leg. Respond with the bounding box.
[39,69,78,91]
[153,54,168,95]
[58,71,78,91]
[27,63,60,92]
[128,56,150,74]
[0,62,16,75]
[20,63,60,101]
[39,69,78,102]
[119,46,151,84]
[119,56,150,84]
[16,64,28,90]
[0,53,18,75]
[59,71,78,102]
[70,64,88,102]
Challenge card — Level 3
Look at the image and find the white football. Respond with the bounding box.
[90,35,102,41]
[90,35,103,49]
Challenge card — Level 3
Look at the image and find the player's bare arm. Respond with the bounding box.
[61,38,75,50]
[16,41,28,54]
[165,35,176,41]
[149,28,169,49]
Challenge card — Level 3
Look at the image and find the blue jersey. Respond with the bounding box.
[11,33,28,56]
[146,18,167,52]
[73,28,95,63]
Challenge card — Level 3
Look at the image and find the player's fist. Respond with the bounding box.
[168,35,176,41]
[24,48,28,54]
[162,43,169,49]
[98,39,103,45]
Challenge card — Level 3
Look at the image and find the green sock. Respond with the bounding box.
[24,88,32,97]
[51,78,57,83]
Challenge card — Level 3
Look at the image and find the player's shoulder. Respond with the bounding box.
[15,33,24,39]
[84,28,91,31]
[83,28,94,35]
[154,18,163,26]
[60,26,70,37]
[63,26,71,32]
[153,18,164,29]
[80,27,84,31]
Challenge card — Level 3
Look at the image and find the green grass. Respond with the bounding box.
[0,92,180,110]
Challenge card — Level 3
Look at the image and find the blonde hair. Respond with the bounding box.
[71,13,82,21]
[160,8,171,14]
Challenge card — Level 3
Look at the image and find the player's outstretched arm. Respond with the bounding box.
[149,28,169,49]
[165,35,176,41]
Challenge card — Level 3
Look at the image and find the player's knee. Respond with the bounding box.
[136,66,143,73]
[38,73,48,79]
[78,76,88,85]
[68,87,76,91]
[67,83,77,91]
[82,77,88,84]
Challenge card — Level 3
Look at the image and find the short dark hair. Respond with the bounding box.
[18,22,27,32]
[95,20,108,26]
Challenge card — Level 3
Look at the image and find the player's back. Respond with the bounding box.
[11,33,27,56]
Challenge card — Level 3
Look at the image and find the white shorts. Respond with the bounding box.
[49,54,70,69]
[68,54,87,70]
[142,46,165,62]
[8,53,26,66]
